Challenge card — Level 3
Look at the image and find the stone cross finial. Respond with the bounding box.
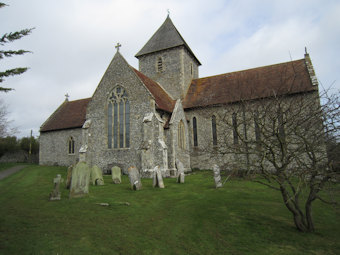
[65,93,69,101]
[167,9,170,17]
[115,42,122,52]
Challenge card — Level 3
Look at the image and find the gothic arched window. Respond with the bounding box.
[68,137,75,154]
[108,86,130,149]
[193,117,198,147]
[212,115,217,146]
[178,120,185,149]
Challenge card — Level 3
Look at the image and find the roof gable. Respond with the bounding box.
[40,98,91,132]
[131,67,175,112]
[135,16,201,65]
[183,59,316,109]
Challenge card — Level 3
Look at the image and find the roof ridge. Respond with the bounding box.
[194,58,305,81]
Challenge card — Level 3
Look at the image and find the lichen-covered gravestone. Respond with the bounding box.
[66,165,73,189]
[176,159,185,183]
[153,166,165,188]
[128,166,142,190]
[111,166,122,184]
[69,162,91,198]
[49,174,63,201]
[91,165,104,185]
[213,164,223,188]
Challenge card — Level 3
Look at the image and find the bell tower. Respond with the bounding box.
[135,16,201,99]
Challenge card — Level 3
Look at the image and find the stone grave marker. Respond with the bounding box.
[91,165,104,185]
[153,166,165,188]
[213,164,223,188]
[128,166,142,190]
[49,174,64,201]
[176,159,185,183]
[69,162,91,198]
[111,166,122,184]
[66,165,73,189]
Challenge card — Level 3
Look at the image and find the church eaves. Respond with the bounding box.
[135,16,201,65]
[40,98,91,132]
[183,59,317,109]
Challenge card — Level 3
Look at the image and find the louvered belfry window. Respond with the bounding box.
[108,86,130,149]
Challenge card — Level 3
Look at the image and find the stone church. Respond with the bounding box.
[39,16,319,176]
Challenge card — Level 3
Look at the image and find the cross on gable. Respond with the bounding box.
[65,93,70,101]
[115,42,122,52]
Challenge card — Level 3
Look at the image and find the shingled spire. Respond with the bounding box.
[135,16,200,65]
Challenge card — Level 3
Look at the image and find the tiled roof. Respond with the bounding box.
[183,59,316,109]
[132,67,176,112]
[40,98,91,132]
[135,16,201,65]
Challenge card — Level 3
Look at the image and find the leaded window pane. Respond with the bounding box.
[125,100,130,148]
[113,102,118,148]
[108,103,113,148]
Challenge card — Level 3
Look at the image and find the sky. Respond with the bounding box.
[1,0,339,138]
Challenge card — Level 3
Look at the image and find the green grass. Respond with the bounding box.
[0,162,23,172]
[0,164,339,255]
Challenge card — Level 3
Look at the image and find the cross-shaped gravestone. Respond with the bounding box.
[115,42,122,52]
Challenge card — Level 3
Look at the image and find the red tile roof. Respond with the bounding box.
[132,67,176,112]
[40,98,91,132]
[183,59,316,109]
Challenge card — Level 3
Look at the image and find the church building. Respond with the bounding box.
[39,16,319,176]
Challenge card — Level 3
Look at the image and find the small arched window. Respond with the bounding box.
[178,120,185,149]
[157,57,163,72]
[212,115,217,146]
[68,137,75,154]
[108,86,130,149]
[193,117,198,147]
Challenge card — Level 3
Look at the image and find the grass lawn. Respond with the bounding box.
[0,164,339,255]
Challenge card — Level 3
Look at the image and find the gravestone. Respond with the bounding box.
[91,165,104,185]
[153,166,165,188]
[111,166,122,184]
[66,165,73,189]
[49,174,64,201]
[176,159,185,183]
[128,166,142,190]
[213,164,223,188]
[69,162,91,198]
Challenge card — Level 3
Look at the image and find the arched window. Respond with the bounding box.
[108,86,130,149]
[178,120,185,149]
[232,113,238,145]
[68,137,75,154]
[212,115,217,146]
[157,57,163,72]
[193,117,198,147]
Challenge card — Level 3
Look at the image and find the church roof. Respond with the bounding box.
[135,16,201,65]
[132,67,176,112]
[40,98,91,132]
[183,59,316,109]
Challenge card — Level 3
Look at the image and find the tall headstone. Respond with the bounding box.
[153,166,165,188]
[49,174,64,201]
[69,162,91,198]
[111,166,122,184]
[128,166,142,190]
[213,164,223,188]
[66,165,73,189]
[91,165,104,185]
[176,159,185,183]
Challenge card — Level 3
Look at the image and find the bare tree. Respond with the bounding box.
[213,89,339,232]
[0,98,14,137]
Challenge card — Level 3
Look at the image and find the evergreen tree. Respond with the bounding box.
[0,2,34,92]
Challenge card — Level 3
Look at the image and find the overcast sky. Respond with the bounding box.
[1,0,339,138]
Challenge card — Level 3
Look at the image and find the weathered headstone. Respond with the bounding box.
[91,165,104,185]
[128,166,142,190]
[213,164,223,188]
[176,159,185,183]
[66,165,73,189]
[111,166,122,184]
[153,166,165,188]
[69,162,91,198]
[49,174,64,201]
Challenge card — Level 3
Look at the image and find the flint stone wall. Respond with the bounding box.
[39,128,82,166]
